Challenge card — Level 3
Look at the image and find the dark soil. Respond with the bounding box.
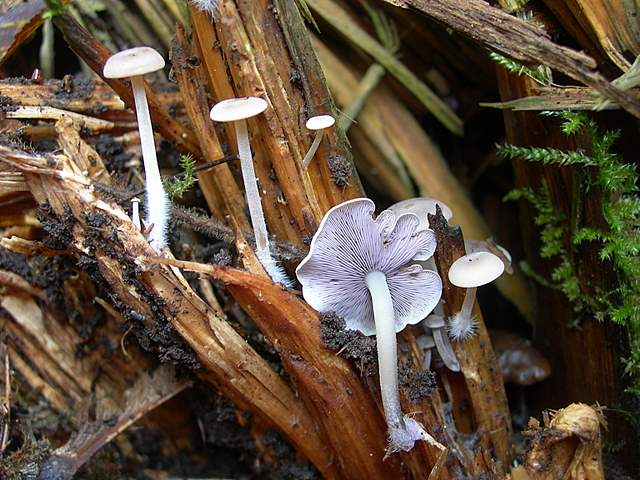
[320,312,378,377]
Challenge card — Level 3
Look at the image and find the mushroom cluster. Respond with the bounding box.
[296,198,443,452]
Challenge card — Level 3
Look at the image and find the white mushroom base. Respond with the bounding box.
[388,416,429,453]
[257,248,293,288]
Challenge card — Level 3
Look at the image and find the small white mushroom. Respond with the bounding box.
[388,197,453,232]
[424,314,460,372]
[416,334,436,370]
[131,197,141,231]
[465,239,513,274]
[447,251,504,341]
[104,47,168,253]
[210,97,291,286]
[301,115,335,168]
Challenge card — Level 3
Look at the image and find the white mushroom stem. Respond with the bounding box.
[130,75,168,253]
[131,198,141,231]
[301,130,325,168]
[448,287,478,341]
[366,271,402,428]
[366,271,427,452]
[460,287,477,320]
[234,119,270,256]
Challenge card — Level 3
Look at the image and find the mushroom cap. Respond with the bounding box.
[448,251,504,288]
[306,114,335,130]
[103,47,165,78]
[491,330,551,385]
[296,198,442,336]
[388,197,453,232]
[209,97,268,122]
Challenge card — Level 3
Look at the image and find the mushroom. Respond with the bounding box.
[388,197,453,233]
[131,197,141,231]
[490,330,551,386]
[104,47,168,253]
[465,238,514,274]
[301,115,335,168]
[210,97,291,287]
[424,313,460,372]
[447,251,504,341]
[415,334,436,370]
[296,198,443,452]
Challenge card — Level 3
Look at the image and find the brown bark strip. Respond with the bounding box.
[159,255,402,479]
[194,1,362,246]
[429,208,513,472]
[170,25,250,227]
[384,0,640,119]
[0,80,184,117]
[50,12,203,156]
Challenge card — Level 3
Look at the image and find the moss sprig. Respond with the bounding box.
[164,153,196,200]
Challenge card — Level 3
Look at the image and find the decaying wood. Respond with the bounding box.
[0,144,347,478]
[306,0,463,136]
[50,12,202,157]
[170,24,251,228]
[523,403,606,480]
[0,0,46,67]
[161,256,401,478]
[196,0,362,245]
[38,365,191,480]
[4,106,115,133]
[495,68,637,469]
[383,0,640,119]
[0,79,184,118]
[429,208,513,472]
[481,86,640,111]
[543,0,640,72]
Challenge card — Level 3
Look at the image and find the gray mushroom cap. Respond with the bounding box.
[296,198,442,336]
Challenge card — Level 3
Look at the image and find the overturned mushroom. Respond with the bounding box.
[447,251,504,341]
[104,47,168,253]
[301,115,335,168]
[297,198,443,452]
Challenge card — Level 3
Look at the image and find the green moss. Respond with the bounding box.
[164,153,196,200]
[499,112,640,393]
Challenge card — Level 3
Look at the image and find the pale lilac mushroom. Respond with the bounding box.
[296,198,443,452]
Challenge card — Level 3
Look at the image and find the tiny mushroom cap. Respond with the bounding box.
[210,97,268,122]
[388,197,453,232]
[306,114,335,130]
[448,251,505,288]
[103,47,165,78]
